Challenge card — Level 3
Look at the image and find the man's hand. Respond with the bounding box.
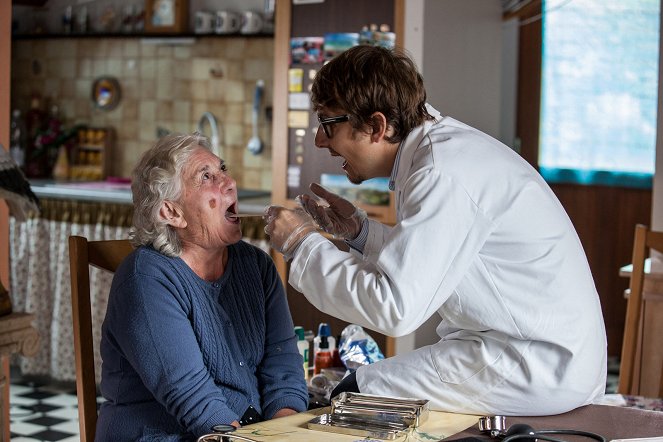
[264,206,317,260]
[297,183,367,240]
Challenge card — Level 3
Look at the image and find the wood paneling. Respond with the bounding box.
[290,0,395,37]
[551,184,652,356]
[515,3,541,167]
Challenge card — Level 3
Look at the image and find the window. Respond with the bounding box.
[539,0,659,188]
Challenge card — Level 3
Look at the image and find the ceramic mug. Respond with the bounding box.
[195,11,215,34]
[215,10,241,34]
[240,10,263,34]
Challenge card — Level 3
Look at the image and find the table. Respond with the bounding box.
[227,407,479,442]
[619,258,663,397]
[230,403,663,442]
[0,312,39,441]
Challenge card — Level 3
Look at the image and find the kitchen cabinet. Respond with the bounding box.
[271,0,403,357]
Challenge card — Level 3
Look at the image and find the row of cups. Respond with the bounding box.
[195,10,265,35]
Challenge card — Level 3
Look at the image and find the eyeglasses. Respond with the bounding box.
[317,114,350,139]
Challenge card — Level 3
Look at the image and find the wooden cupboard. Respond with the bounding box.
[271,0,404,356]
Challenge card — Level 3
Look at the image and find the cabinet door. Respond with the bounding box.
[271,0,403,357]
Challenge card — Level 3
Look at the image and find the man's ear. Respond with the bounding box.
[160,201,187,228]
[369,112,390,142]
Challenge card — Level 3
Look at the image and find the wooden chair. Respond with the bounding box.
[617,224,663,396]
[69,236,133,442]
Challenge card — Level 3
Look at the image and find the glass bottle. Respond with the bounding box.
[10,109,25,169]
[25,95,46,178]
[313,335,333,375]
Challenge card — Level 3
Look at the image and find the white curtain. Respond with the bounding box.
[9,199,270,383]
[10,200,132,383]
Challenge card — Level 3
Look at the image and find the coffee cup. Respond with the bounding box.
[195,11,215,34]
[215,10,241,34]
[240,10,263,34]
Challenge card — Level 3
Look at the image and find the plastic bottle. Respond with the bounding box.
[313,334,333,375]
[332,334,343,368]
[294,326,309,381]
[10,109,25,168]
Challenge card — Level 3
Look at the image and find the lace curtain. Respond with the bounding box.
[9,198,270,382]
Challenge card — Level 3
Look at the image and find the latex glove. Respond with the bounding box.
[264,206,317,260]
[296,183,367,240]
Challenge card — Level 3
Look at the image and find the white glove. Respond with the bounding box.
[296,183,367,240]
[264,206,317,260]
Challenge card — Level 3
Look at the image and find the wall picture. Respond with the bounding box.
[145,0,188,33]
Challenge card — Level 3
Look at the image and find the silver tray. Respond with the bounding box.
[331,392,430,427]
[307,392,430,440]
[307,413,406,440]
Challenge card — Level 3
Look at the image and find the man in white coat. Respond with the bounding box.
[264,45,607,415]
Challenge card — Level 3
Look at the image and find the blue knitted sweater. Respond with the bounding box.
[95,241,308,441]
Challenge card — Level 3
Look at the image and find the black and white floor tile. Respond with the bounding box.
[9,376,83,442]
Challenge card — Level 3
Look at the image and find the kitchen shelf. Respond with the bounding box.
[11,32,274,40]
[270,0,403,358]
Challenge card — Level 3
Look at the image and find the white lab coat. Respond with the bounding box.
[289,105,607,415]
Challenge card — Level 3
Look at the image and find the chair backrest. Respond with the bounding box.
[69,235,133,442]
[617,224,663,396]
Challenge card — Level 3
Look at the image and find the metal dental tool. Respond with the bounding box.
[229,213,265,219]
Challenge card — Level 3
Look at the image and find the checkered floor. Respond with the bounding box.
[9,375,85,442]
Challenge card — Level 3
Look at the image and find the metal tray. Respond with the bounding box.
[307,393,430,440]
[331,392,430,427]
[307,413,406,440]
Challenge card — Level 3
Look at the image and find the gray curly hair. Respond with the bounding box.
[129,132,212,257]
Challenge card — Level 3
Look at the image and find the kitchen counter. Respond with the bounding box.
[29,179,271,213]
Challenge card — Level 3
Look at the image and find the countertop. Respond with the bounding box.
[29,179,271,214]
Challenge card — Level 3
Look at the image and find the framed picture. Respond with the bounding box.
[144,0,188,33]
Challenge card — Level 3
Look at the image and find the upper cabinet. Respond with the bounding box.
[271,0,403,226]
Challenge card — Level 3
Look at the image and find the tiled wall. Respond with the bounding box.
[10,37,274,190]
